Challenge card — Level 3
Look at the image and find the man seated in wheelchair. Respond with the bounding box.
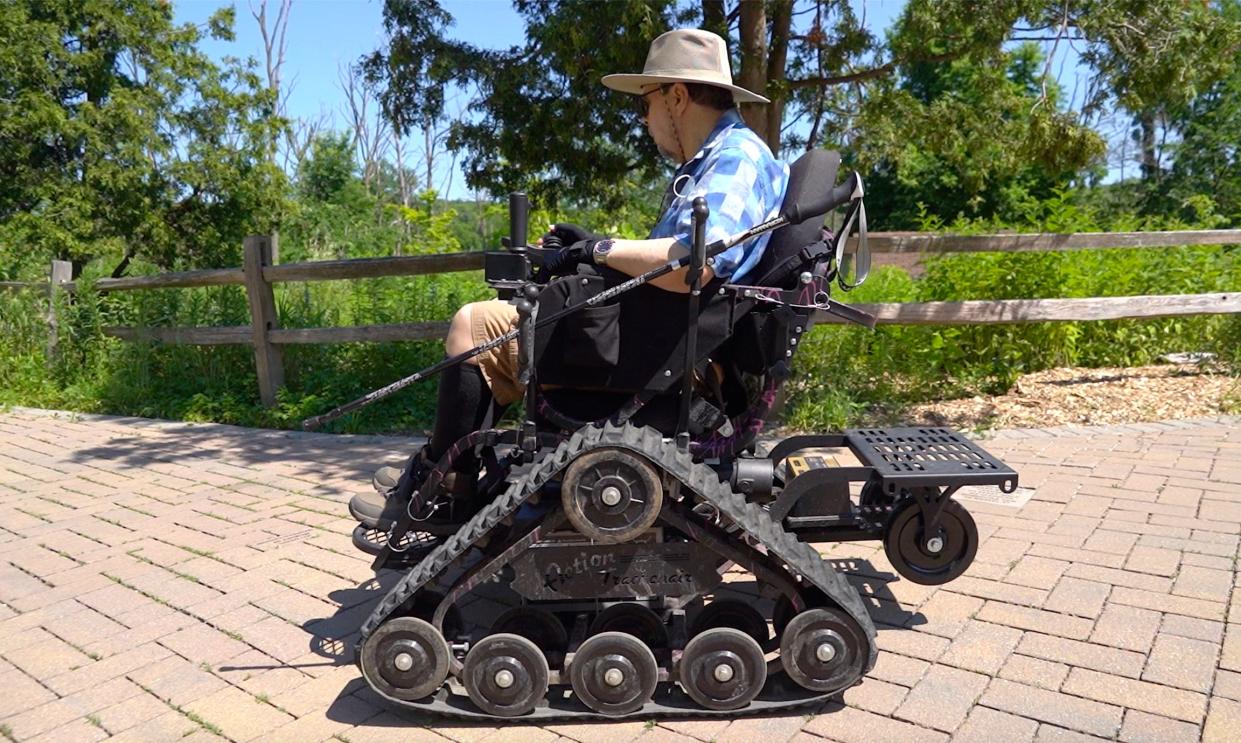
[349,28,789,532]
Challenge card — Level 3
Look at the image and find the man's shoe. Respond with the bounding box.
[372,465,402,494]
[352,449,432,529]
[348,489,405,529]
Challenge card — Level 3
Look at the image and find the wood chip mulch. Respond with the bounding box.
[904,363,1239,430]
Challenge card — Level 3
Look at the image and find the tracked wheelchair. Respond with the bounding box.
[309,150,1019,719]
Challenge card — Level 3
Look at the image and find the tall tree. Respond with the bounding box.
[363,0,1238,215]
[1156,0,1241,224]
[851,43,1105,226]
[0,0,286,275]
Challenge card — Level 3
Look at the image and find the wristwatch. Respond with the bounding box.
[591,239,616,266]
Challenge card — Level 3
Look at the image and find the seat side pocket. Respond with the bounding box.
[562,304,621,368]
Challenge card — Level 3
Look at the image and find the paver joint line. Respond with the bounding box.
[0,408,1237,738]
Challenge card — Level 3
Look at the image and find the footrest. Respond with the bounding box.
[844,427,1018,490]
[352,523,440,557]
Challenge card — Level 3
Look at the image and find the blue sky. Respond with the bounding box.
[172,1,1108,197]
[173,0,523,123]
[174,1,529,198]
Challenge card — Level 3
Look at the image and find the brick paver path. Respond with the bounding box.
[1,408,1239,742]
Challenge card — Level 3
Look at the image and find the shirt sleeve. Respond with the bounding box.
[668,142,775,280]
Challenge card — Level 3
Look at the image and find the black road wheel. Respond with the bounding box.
[569,631,659,716]
[492,607,569,653]
[360,617,451,701]
[678,627,767,710]
[691,599,769,646]
[589,604,669,649]
[884,498,978,586]
[772,594,796,638]
[462,633,549,717]
[561,449,663,544]
[779,607,868,693]
[395,590,465,641]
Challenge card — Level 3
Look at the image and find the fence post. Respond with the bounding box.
[243,235,285,407]
[46,260,72,369]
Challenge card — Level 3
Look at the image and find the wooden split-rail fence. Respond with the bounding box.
[4,230,1238,407]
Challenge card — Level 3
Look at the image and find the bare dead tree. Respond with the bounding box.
[251,0,292,99]
[415,88,466,212]
[338,61,393,199]
[392,129,412,209]
[285,107,332,175]
[252,0,315,177]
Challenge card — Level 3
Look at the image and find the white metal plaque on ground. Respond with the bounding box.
[952,485,1035,508]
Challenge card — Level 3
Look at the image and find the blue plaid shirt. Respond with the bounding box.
[648,109,789,283]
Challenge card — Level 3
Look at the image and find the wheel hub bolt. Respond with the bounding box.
[393,652,414,672]
[603,667,625,687]
[493,669,515,689]
[600,486,623,507]
[713,663,734,682]
[926,536,945,553]
[815,642,837,663]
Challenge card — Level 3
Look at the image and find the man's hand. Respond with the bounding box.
[541,239,594,276]
[547,223,602,245]
[538,223,607,276]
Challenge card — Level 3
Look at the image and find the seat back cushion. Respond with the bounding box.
[749,149,841,288]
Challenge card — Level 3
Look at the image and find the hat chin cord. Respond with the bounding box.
[662,91,688,164]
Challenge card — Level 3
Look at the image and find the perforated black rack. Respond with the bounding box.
[844,427,1019,491]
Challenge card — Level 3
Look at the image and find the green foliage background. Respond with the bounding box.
[1,0,1239,435]
[788,194,1241,431]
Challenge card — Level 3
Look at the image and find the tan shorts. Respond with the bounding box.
[467,299,523,405]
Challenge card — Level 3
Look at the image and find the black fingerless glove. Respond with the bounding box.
[539,223,609,276]
[542,239,595,276]
[549,223,603,245]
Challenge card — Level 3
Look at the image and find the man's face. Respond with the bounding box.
[640,84,682,162]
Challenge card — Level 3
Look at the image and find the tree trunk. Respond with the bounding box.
[425,120,434,202]
[702,0,727,42]
[763,0,792,156]
[1138,110,1159,183]
[737,0,769,142]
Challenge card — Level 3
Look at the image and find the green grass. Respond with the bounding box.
[785,242,1241,430]
[0,271,490,434]
[2,227,1237,434]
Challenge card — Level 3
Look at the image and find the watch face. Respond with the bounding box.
[594,239,615,264]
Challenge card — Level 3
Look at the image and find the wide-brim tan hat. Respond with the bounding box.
[602,29,769,104]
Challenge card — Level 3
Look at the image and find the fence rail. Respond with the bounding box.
[9,229,1237,406]
[860,229,1241,254]
[814,292,1241,325]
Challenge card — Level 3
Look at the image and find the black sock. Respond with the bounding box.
[429,361,494,463]
[392,362,494,502]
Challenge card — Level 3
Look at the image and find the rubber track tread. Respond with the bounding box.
[358,423,877,716]
[360,425,602,640]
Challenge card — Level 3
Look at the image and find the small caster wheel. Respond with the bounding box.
[678,627,767,710]
[691,599,769,646]
[360,617,451,701]
[462,633,549,717]
[780,607,867,693]
[884,498,978,585]
[492,606,569,653]
[589,604,669,648]
[569,631,658,716]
